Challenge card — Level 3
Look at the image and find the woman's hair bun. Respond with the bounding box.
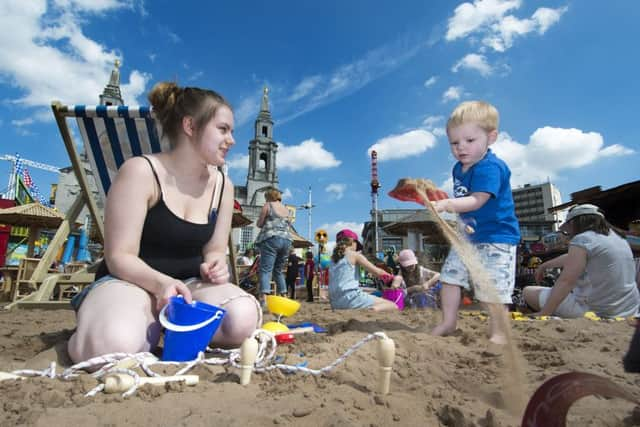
[148,81,181,119]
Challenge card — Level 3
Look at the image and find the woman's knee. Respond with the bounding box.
[214,298,259,347]
[70,314,159,362]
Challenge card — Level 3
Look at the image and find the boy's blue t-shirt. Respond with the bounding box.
[452,149,520,244]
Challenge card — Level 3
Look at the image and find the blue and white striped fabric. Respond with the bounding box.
[64,105,170,199]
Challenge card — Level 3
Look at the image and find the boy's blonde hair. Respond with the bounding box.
[446,100,499,133]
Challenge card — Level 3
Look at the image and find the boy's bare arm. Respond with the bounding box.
[434,192,490,214]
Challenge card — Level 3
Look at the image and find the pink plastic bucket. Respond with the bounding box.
[382,288,404,310]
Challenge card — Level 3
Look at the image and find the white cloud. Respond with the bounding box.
[12,118,35,127]
[423,115,444,128]
[532,7,567,33]
[225,154,249,172]
[367,129,437,162]
[278,139,341,171]
[121,69,151,105]
[234,95,261,126]
[446,0,567,52]
[279,33,425,124]
[446,0,521,41]
[452,53,492,76]
[599,144,635,157]
[288,75,322,102]
[226,138,341,174]
[53,0,131,13]
[491,127,634,187]
[167,31,181,44]
[422,115,447,138]
[326,183,347,200]
[0,1,150,122]
[424,76,438,88]
[442,86,464,102]
[281,188,293,200]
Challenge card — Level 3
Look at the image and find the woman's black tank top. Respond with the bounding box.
[96,156,224,280]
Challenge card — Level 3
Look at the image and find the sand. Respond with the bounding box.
[1,301,639,427]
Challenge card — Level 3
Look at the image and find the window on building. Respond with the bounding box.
[262,126,268,137]
[259,153,268,170]
[240,226,254,252]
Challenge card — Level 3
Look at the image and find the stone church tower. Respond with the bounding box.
[233,87,282,252]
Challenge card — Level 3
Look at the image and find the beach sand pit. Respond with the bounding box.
[0,302,639,426]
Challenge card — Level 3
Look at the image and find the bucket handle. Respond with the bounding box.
[159,305,225,332]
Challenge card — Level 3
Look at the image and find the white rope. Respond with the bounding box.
[5,330,390,397]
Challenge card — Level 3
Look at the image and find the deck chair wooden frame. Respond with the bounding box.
[7,102,239,309]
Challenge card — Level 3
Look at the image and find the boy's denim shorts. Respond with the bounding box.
[439,243,516,304]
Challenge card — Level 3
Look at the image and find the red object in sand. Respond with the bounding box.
[388,178,448,205]
[521,372,638,427]
[275,333,295,344]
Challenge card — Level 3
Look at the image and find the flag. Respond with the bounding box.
[13,154,50,206]
[22,167,33,188]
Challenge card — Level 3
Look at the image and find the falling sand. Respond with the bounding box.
[388,177,528,416]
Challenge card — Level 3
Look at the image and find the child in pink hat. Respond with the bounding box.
[328,229,399,311]
[392,250,441,304]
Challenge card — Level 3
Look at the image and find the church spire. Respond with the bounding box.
[260,86,269,112]
[254,86,274,141]
[99,59,124,106]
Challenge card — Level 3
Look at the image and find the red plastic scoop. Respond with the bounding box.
[388,178,448,205]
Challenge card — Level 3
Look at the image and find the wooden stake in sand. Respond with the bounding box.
[239,337,259,385]
[103,373,199,393]
[376,336,395,395]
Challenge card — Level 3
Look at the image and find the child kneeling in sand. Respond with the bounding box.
[432,100,520,344]
[391,249,441,309]
[328,229,398,311]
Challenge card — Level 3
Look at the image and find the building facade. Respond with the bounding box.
[512,182,563,241]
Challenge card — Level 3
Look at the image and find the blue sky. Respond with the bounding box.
[0,0,638,241]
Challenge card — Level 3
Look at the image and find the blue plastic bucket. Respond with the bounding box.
[159,296,226,361]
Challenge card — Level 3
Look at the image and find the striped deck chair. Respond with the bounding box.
[8,102,239,309]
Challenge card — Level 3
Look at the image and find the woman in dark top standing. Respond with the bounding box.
[68,82,259,363]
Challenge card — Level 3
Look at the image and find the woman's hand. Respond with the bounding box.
[200,255,230,285]
[154,279,192,311]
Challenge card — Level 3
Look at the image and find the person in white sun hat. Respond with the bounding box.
[523,204,640,318]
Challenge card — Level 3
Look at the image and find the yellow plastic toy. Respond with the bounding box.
[261,295,301,333]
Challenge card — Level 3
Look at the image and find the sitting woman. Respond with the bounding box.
[391,249,441,308]
[68,82,259,363]
[523,204,640,318]
[328,229,398,311]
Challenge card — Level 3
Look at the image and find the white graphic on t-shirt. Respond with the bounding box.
[453,178,469,198]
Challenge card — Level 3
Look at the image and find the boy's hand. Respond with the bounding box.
[426,188,449,202]
[433,199,453,213]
